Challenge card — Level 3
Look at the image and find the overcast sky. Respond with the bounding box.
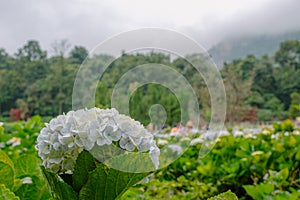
[1,0,300,54]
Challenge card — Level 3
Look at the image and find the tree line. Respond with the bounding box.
[0,40,299,125]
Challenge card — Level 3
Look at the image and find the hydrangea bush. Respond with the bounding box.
[36,107,160,199]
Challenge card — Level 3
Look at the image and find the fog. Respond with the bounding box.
[0,0,300,54]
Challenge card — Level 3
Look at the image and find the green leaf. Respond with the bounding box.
[208,190,238,200]
[89,144,124,163]
[0,150,15,190]
[104,152,156,173]
[0,184,20,200]
[72,150,96,192]
[15,154,40,178]
[59,174,73,187]
[243,185,263,200]
[15,176,39,200]
[41,166,78,200]
[12,179,22,192]
[0,163,14,191]
[258,183,274,194]
[279,168,289,181]
[0,149,14,168]
[24,116,41,132]
[243,184,274,200]
[79,164,148,200]
[196,160,213,176]
[14,154,51,199]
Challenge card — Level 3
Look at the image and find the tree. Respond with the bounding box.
[222,61,254,123]
[273,41,300,109]
[69,46,89,64]
[263,94,285,120]
[1,39,299,124]
[49,39,72,114]
[15,40,47,61]
[288,92,300,119]
[273,65,300,109]
[0,48,10,69]
[14,41,49,115]
[251,56,277,95]
[275,40,300,69]
[51,39,71,57]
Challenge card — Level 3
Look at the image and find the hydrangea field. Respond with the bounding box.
[0,114,300,199]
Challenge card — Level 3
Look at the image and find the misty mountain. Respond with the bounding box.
[209,30,300,68]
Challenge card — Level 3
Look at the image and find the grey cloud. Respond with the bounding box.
[0,0,300,55]
[208,0,300,43]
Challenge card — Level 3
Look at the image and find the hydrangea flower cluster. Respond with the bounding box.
[36,107,160,173]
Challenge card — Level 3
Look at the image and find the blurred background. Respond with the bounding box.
[0,0,299,126]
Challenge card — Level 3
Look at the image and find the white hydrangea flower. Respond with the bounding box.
[6,137,21,147]
[167,144,183,155]
[149,145,160,169]
[190,137,203,146]
[21,177,33,184]
[36,107,160,173]
[157,139,168,146]
[293,130,300,135]
[233,130,244,138]
[218,130,230,137]
[201,131,217,140]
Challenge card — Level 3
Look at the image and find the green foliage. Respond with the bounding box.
[281,119,294,132]
[1,119,153,200]
[2,117,300,199]
[41,150,149,200]
[243,184,274,199]
[79,163,147,200]
[0,150,50,200]
[288,92,300,119]
[0,116,44,158]
[14,155,50,200]
[129,84,181,126]
[208,190,238,200]
[1,39,300,123]
[0,149,15,190]
[42,167,78,200]
[0,184,20,200]
[123,129,300,199]
[0,118,51,200]
[103,149,156,173]
[72,150,96,192]
[257,109,273,121]
[69,46,88,64]
[243,167,300,200]
[275,40,300,68]
[273,120,294,132]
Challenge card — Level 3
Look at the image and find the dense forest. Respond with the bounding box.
[0,40,299,125]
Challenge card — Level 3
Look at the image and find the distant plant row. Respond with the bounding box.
[0,39,299,124]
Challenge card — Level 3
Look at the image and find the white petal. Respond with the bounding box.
[150,146,160,169]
